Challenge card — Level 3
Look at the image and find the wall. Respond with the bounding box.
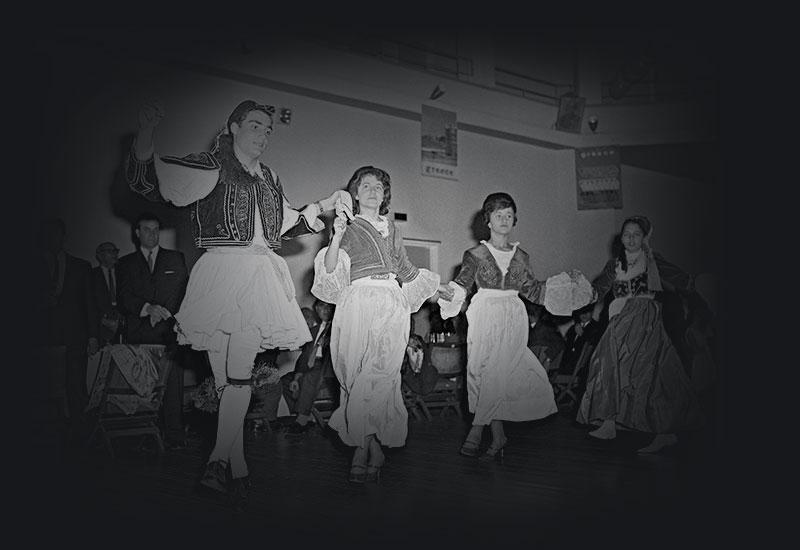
[37,39,719,311]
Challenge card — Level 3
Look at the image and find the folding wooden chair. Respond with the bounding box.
[551,343,595,410]
[85,344,172,458]
[422,343,466,418]
[403,386,432,421]
[309,382,339,429]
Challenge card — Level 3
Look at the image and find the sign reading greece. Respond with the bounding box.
[421,105,458,181]
[576,146,622,210]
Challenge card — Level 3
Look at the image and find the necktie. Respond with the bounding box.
[307,322,328,368]
[108,268,116,305]
[147,250,154,273]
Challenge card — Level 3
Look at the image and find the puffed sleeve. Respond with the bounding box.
[402,268,440,314]
[311,246,351,305]
[124,141,220,206]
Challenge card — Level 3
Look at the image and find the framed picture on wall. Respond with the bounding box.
[403,238,440,273]
[555,95,586,133]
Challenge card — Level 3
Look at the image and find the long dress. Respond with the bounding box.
[439,241,593,425]
[576,251,702,433]
[312,216,439,447]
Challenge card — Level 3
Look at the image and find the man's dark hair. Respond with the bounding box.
[135,212,161,229]
[226,100,275,134]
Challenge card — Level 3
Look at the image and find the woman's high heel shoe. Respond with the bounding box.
[459,439,480,457]
[365,459,384,483]
[348,465,367,484]
[479,441,507,464]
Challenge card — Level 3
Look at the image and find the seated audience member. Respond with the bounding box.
[526,302,565,364]
[558,303,604,392]
[401,334,439,397]
[116,213,189,450]
[91,241,123,345]
[283,300,337,435]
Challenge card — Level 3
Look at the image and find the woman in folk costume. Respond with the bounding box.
[312,166,453,483]
[577,216,702,453]
[439,192,594,462]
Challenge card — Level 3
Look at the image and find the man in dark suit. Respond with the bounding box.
[116,213,189,449]
[38,217,99,437]
[558,304,604,391]
[283,300,336,435]
[91,241,123,346]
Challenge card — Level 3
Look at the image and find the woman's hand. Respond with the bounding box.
[592,301,603,322]
[437,283,455,301]
[331,214,348,238]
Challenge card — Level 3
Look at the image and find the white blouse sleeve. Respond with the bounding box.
[154,154,220,207]
[311,247,351,305]
[438,281,467,319]
[402,268,440,313]
[280,201,301,235]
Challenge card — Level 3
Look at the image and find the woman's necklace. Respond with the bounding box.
[626,251,643,269]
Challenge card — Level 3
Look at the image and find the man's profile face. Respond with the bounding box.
[231,110,273,162]
[136,220,160,250]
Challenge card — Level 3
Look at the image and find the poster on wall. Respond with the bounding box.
[421,105,458,181]
[576,145,622,210]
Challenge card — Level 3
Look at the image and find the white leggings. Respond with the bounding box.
[206,329,263,479]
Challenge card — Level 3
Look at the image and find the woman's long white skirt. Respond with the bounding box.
[466,289,557,425]
[327,278,410,448]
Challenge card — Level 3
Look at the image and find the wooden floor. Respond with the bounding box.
[30,405,727,547]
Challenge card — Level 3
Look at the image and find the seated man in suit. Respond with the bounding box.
[401,333,439,397]
[91,241,123,346]
[116,213,189,450]
[283,300,337,435]
[558,303,604,392]
[526,302,566,364]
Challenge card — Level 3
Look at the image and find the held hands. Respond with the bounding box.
[437,283,455,301]
[146,303,172,327]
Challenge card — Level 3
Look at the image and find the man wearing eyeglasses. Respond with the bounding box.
[125,99,349,508]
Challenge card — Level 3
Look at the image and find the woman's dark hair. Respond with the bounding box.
[615,215,651,271]
[482,192,517,226]
[347,166,392,216]
[226,100,275,134]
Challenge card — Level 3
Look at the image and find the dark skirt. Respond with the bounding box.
[576,297,701,434]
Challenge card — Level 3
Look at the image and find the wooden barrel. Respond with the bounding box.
[428,343,466,375]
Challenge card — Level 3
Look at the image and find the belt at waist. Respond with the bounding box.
[206,244,275,256]
[352,273,398,287]
[475,288,519,298]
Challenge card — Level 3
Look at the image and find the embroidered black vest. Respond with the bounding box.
[125,134,311,250]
